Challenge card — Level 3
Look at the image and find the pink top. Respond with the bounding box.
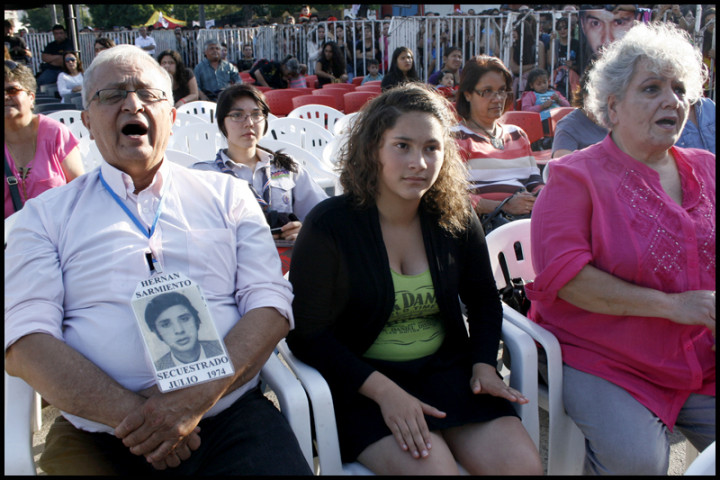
[4,114,79,218]
[526,135,715,429]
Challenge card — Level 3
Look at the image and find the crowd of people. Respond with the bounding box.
[3,6,716,476]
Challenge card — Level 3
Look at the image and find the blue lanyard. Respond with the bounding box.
[98,170,166,239]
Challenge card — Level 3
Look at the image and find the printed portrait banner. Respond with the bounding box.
[131,272,234,392]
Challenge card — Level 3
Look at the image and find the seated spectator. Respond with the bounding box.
[676,96,715,154]
[526,23,715,475]
[250,56,298,89]
[361,58,383,84]
[452,55,543,224]
[37,24,74,86]
[520,67,570,147]
[435,70,458,99]
[56,51,84,103]
[157,49,198,108]
[4,19,32,66]
[315,41,348,87]
[193,84,327,242]
[237,43,256,72]
[381,46,420,91]
[286,84,542,475]
[552,66,608,159]
[4,60,84,218]
[427,46,463,86]
[288,61,308,89]
[194,39,240,101]
[93,37,116,56]
[4,45,312,475]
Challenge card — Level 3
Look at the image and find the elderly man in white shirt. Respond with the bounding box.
[4,45,311,476]
[134,26,157,56]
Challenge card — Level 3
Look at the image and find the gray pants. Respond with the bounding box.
[563,365,715,475]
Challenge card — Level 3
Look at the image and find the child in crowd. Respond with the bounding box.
[361,58,383,84]
[520,68,570,136]
[289,62,308,88]
[435,70,457,99]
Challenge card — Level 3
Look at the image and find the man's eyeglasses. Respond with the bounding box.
[226,111,266,123]
[4,86,27,97]
[89,88,168,106]
[474,88,509,99]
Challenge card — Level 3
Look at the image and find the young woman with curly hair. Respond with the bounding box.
[157,49,198,108]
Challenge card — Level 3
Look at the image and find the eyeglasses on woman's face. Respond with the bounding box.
[65,57,77,63]
[226,111,266,123]
[474,88,509,99]
[4,85,27,97]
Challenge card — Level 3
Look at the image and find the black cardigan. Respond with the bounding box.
[287,195,503,402]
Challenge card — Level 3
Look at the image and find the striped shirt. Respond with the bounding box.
[453,123,543,200]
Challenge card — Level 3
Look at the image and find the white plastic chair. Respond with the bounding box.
[287,104,345,132]
[485,219,586,475]
[266,117,334,163]
[258,137,340,195]
[173,111,211,128]
[332,111,359,136]
[165,149,201,168]
[176,100,218,124]
[171,123,227,159]
[77,137,104,172]
[45,109,90,141]
[276,317,540,475]
[4,350,315,475]
[684,441,716,475]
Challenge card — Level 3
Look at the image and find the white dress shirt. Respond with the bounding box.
[56,72,84,102]
[5,159,293,433]
[134,35,157,55]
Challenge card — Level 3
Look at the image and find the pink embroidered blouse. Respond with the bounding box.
[526,135,715,429]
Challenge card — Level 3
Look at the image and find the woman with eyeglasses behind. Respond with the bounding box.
[452,55,543,232]
[4,60,84,219]
[192,84,327,242]
[56,51,84,103]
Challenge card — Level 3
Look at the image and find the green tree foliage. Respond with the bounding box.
[24,7,57,33]
[86,5,156,31]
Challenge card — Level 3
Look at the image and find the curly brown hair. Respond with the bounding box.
[339,83,472,235]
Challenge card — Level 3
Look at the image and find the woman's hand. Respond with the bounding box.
[274,221,301,242]
[667,290,716,342]
[360,371,446,459]
[502,191,536,215]
[470,362,529,404]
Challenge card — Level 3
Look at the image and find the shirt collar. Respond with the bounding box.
[220,148,273,170]
[99,159,171,200]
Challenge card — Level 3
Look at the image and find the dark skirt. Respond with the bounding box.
[334,351,519,463]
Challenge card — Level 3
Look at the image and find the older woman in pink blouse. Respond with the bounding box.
[526,22,715,475]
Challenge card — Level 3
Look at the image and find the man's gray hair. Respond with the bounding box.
[82,44,173,108]
[586,22,707,129]
[204,39,220,49]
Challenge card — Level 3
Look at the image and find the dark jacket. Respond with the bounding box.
[287,195,503,403]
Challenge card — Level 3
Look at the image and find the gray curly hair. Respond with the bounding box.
[586,22,707,129]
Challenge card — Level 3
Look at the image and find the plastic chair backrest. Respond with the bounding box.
[332,111,359,136]
[484,219,535,289]
[34,103,79,113]
[259,137,339,194]
[313,88,346,112]
[287,104,344,131]
[305,74,319,89]
[351,76,364,85]
[548,107,575,137]
[165,149,201,168]
[266,117,334,162]
[264,89,306,117]
[292,94,338,111]
[174,111,211,128]
[343,91,379,114]
[45,109,86,133]
[500,111,544,144]
[171,123,227,158]
[355,84,382,93]
[76,137,104,172]
[363,80,382,86]
[177,101,217,124]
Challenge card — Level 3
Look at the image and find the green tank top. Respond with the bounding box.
[363,269,446,362]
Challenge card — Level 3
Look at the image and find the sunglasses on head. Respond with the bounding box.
[5,60,19,70]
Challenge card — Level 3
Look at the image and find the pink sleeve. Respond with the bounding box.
[525,158,594,304]
[41,115,80,163]
[520,91,543,113]
[556,90,571,107]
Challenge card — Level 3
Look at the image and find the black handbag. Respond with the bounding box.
[497,249,531,316]
[4,155,23,212]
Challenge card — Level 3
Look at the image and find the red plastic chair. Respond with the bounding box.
[548,107,575,137]
[343,91,379,114]
[286,87,314,96]
[240,72,253,83]
[292,94,338,110]
[322,83,356,92]
[500,111,552,165]
[314,88,346,112]
[264,89,304,117]
[352,76,364,86]
[364,80,382,87]
[355,84,382,93]
[255,85,273,93]
[305,75,319,89]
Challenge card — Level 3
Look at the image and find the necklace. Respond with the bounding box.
[466,119,504,150]
[6,141,37,201]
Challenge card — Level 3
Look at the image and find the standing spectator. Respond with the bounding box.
[237,44,256,72]
[37,24,74,86]
[194,39,240,101]
[298,5,311,23]
[4,61,84,218]
[157,49,198,108]
[551,17,581,99]
[315,41,348,86]
[56,52,84,103]
[355,23,380,77]
[221,42,228,61]
[379,22,391,71]
[700,8,715,98]
[4,19,32,66]
[676,97,716,154]
[427,46,463,86]
[509,19,546,96]
[334,24,354,76]
[173,27,188,60]
[134,26,156,56]
[306,24,327,66]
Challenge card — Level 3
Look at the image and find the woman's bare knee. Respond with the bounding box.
[357,432,460,475]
